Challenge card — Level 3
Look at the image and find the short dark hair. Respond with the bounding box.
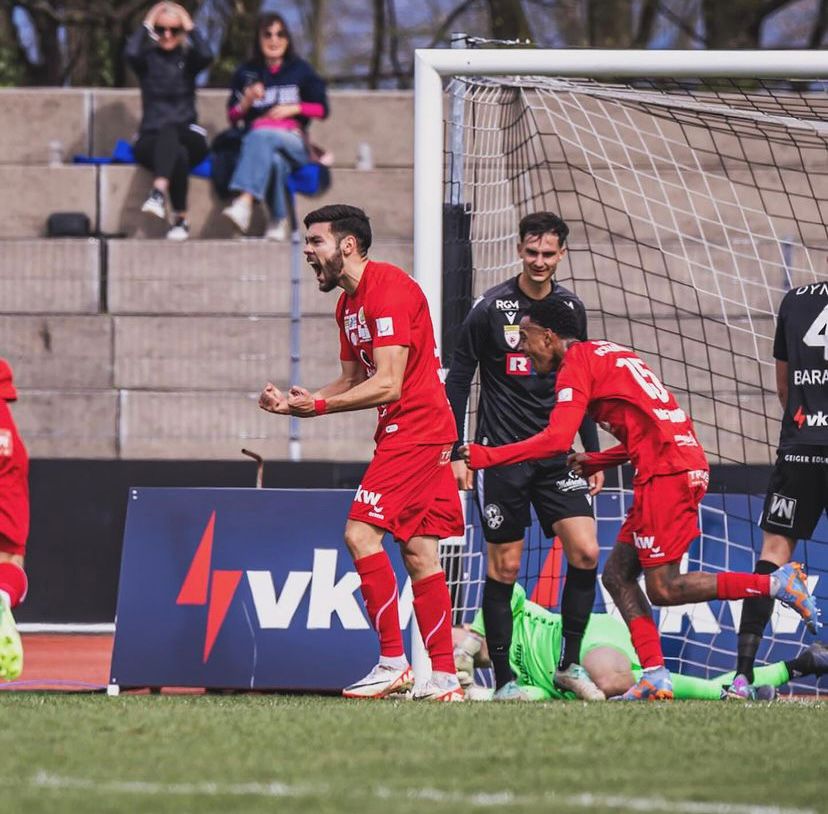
[526,297,580,339]
[518,212,570,246]
[253,13,295,64]
[303,204,372,256]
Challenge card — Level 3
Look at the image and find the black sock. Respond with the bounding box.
[558,565,597,670]
[736,559,777,683]
[482,576,515,689]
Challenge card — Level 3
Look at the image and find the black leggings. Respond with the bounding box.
[133,124,209,213]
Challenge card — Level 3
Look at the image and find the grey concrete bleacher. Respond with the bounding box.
[0,239,100,313]
[99,165,413,239]
[89,89,413,169]
[0,166,97,238]
[0,85,803,463]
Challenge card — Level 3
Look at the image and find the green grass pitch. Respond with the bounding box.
[2,694,824,814]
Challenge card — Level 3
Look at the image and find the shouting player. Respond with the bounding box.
[0,359,29,680]
[453,583,828,701]
[446,212,605,701]
[460,298,820,700]
[727,281,828,699]
[259,204,465,701]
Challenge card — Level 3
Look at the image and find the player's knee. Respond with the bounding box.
[568,544,598,570]
[489,559,520,584]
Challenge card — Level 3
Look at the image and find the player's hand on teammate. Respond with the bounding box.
[452,459,473,491]
[587,470,604,496]
[287,386,316,417]
[569,452,606,492]
[458,443,479,469]
[258,383,290,415]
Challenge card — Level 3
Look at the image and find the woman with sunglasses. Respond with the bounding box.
[222,13,328,241]
[126,2,213,241]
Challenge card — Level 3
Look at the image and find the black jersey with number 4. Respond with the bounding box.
[445,276,593,454]
[774,281,828,448]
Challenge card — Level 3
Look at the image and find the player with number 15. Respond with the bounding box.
[460,297,820,700]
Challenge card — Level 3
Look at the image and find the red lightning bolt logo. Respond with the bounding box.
[794,406,806,429]
[175,511,242,663]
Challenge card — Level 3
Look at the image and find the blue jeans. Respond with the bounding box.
[229,128,309,220]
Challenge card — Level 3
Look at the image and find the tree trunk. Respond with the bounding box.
[309,0,327,74]
[369,0,385,89]
[486,0,532,41]
[701,0,784,48]
[588,0,635,47]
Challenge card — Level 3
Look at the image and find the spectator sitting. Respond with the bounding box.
[126,1,213,241]
[222,13,329,241]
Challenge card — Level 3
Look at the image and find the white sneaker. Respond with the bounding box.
[342,662,414,699]
[222,197,252,234]
[412,672,464,702]
[141,189,167,220]
[265,220,288,241]
[554,663,606,701]
[466,684,495,701]
[166,219,190,241]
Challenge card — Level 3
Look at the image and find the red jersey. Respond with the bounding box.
[468,340,708,483]
[336,261,457,448]
[0,399,29,550]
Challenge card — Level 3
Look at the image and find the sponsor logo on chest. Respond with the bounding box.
[0,429,11,456]
[793,407,828,428]
[506,353,531,376]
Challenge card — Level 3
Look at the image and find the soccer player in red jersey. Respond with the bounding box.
[460,298,820,700]
[259,204,465,701]
[0,359,29,680]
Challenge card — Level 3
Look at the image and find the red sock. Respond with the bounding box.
[412,571,455,674]
[0,562,27,608]
[629,615,664,668]
[354,552,404,658]
[716,572,771,600]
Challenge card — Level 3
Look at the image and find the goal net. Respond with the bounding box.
[436,70,828,696]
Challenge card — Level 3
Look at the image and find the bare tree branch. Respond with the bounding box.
[369,0,386,89]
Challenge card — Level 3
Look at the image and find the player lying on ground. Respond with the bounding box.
[0,359,28,681]
[460,298,821,701]
[452,584,827,701]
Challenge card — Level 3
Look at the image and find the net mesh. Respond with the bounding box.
[440,74,828,696]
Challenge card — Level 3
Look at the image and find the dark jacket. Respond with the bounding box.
[226,56,328,132]
[126,25,213,135]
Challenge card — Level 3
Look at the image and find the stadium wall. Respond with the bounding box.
[19,460,768,625]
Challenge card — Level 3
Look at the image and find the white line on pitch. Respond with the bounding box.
[29,771,815,814]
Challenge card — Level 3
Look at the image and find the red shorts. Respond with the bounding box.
[348,443,464,543]
[617,470,708,569]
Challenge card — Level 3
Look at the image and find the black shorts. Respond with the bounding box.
[760,447,828,540]
[474,457,593,544]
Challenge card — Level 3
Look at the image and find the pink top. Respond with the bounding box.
[227,62,327,129]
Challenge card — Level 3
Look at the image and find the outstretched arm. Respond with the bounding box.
[462,401,585,469]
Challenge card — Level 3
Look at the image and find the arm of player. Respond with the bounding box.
[775,359,788,411]
[461,400,585,469]
[568,444,629,477]
[445,303,485,490]
[288,346,408,416]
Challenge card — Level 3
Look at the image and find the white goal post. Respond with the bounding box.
[412,48,828,693]
[413,48,828,347]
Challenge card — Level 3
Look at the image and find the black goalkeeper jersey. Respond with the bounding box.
[445,276,598,457]
[774,281,828,448]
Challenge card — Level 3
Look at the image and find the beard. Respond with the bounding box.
[315,249,344,292]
